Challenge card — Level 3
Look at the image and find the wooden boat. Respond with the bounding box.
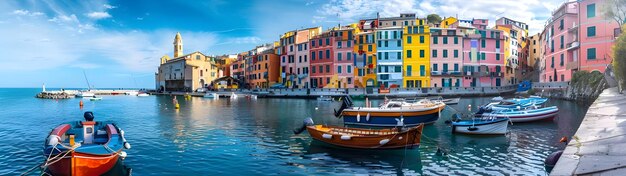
[337,98,446,127]
[43,112,130,176]
[452,117,509,135]
[295,118,423,149]
[477,106,559,122]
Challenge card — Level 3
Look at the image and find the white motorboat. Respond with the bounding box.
[76,91,95,98]
[137,92,149,97]
[125,91,139,96]
[204,93,219,99]
[230,92,238,99]
[452,117,509,135]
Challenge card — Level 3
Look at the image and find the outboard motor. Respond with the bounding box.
[84,111,95,121]
[293,118,314,134]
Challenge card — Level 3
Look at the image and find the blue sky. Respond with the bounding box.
[0,0,564,88]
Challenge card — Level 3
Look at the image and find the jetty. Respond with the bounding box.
[36,89,142,99]
[551,87,626,175]
[151,85,517,99]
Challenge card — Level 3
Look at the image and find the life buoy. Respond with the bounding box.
[47,124,71,146]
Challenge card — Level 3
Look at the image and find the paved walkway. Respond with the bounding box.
[551,87,626,175]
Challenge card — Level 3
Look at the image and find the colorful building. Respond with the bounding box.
[403,19,431,88]
[528,33,542,69]
[245,43,280,88]
[279,27,322,88]
[376,26,404,87]
[440,17,458,28]
[578,0,619,73]
[310,31,335,88]
[330,25,357,88]
[541,1,580,82]
[430,28,464,87]
[461,28,506,87]
[353,30,377,88]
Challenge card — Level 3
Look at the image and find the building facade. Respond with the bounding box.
[461,28,506,87]
[430,28,464,87]
[310,31,335,88]
[578,0,619,73]
[376,26,404,87]
[403,19,431,88]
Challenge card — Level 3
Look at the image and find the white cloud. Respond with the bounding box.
[12,9,44,16]
[103,4,116,9]
[86,11,111,19]
[315,0,565,34]
[49,14,79,23]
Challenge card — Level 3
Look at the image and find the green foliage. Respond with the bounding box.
[614,25,626,89]
[427,14,442,24]
[604,0,626,26]
[571,71,605,89]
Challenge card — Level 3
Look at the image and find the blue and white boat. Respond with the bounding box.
[452,117,509,135]
[336,98,446,127]
[482,96,548,111]
[477,106,559,123]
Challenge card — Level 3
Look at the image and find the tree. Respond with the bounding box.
[427,14,442,24]
[605,0,626,26]
[613,25,626,92]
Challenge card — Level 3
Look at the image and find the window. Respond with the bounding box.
[560,54,564,66]
[481,39,486,48]
[311,40,316,47]
[454,50,459,58]
[385,52,389,60]
[347,52,352,60]
[420,50,424,58]
[587,48,596,60]
[454,64,459,71]
[443,36,448,44]
[368,45,372,52]
[454,37,458,44]
[404,21,408,26]
[587,4,596,18]
[443,64,448,72]
[338,41,342,48]
[326,50,330,59]
[384,41,388,47]
[397,52,401,60]
[407,36,412,44]
[496,54,500,60]
[397,40,401,47]
[326,38,330,45]
[319,66,323,73]
[311,52,316,60]
[393,21,396,26]
[395,66,401,72]
[407,50,412,58]
[551,57,555,68]
[433,37,438,44]
[420,36,424,43]
[587,26,596,37]
[196,55,201,60]
[319,51,323,59]
[443,50,448,58]
[337,66,342,73]
[407,66,412,76]
[433,64,438,71]
[348,65,352,73]
[560,19,564,30]
[481,53,486,60]
[347,78,352,84]
[420,65,425,76]
[312,66,316,73]
[432,50,438,57]
[495,40,500,48]
[560,36,564,49]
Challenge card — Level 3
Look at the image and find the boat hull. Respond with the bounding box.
[47,152,120,176]
[306,125,423,149]
[478,107,559,122]
[341,106,444,127]
[452,119,509,135]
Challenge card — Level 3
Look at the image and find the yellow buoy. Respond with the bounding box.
[175,103,180,109]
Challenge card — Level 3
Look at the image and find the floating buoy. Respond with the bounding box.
[79,100,84,107]
[366,113,370,121]
[175,103,180,109]
[356,113,361,122]
[559,136,568,143]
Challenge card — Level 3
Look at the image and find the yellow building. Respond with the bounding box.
[440,17,458,28]
[155,32,220,92]
[353,31,377,88]
[403,19,430,88]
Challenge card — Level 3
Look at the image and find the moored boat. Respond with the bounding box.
[43,112,130,176]
[477,106,559,122]
[89,96,102,101]
[203,93,218,99]
[452,116,510,135]
[136,92,149,97]
[124,91,138,96]
[294,118,423,149]
[76,91,95,98]
[337,98,446,127]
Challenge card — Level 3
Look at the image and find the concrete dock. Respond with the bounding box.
[551,87,626,175]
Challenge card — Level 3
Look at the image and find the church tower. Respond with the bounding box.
[173,32,183,58]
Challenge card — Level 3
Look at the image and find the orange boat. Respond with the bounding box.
[295,118,424,149]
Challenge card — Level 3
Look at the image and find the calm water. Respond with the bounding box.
[1,88,589,175]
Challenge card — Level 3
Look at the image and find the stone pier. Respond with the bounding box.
[551,87,626,175]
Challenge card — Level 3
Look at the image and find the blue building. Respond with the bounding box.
[376,27,404,87]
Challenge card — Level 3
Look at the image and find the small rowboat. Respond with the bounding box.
[43,112,130,176]
[294,118,423,149]
[477,106,559,122]
[89,97,102,101]
[452,117,509,135]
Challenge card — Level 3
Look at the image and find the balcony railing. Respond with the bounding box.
[566,41,579,50]
[566,61,579,70]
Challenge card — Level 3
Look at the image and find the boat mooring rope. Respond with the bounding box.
[21,143,79,176]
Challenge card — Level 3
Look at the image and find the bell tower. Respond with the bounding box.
[174,32,183,58]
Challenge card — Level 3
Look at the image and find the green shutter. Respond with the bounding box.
[587,48,596,60]
[587,26,596,37]
[587,4,595,18]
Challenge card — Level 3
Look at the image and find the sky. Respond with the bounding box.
[0,0,567,89]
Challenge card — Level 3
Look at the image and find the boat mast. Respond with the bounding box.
[83,70,92,91]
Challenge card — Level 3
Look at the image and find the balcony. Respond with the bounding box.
[568,22,578,32]
[566,61,579,70]
[566,41,579,50]
[431,71,442,75]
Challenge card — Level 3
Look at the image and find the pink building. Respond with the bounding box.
[430,28,464,87]
[578,0,620,73]
[332,27,356,88]
[310,32,335,88]
[462,28,506,87]
[542,1,579,82]
[541,0,619,82]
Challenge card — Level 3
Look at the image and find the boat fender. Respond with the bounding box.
[544,150,563,168]
[366,113,370,122]
[119,151,128,159]
[340,135,351,140]
[356,113,361,122]
[379,139,390,145]
[47,135,61,146]
[467,126,478,131]
[120,130,131,149]
[322,134,333,139]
